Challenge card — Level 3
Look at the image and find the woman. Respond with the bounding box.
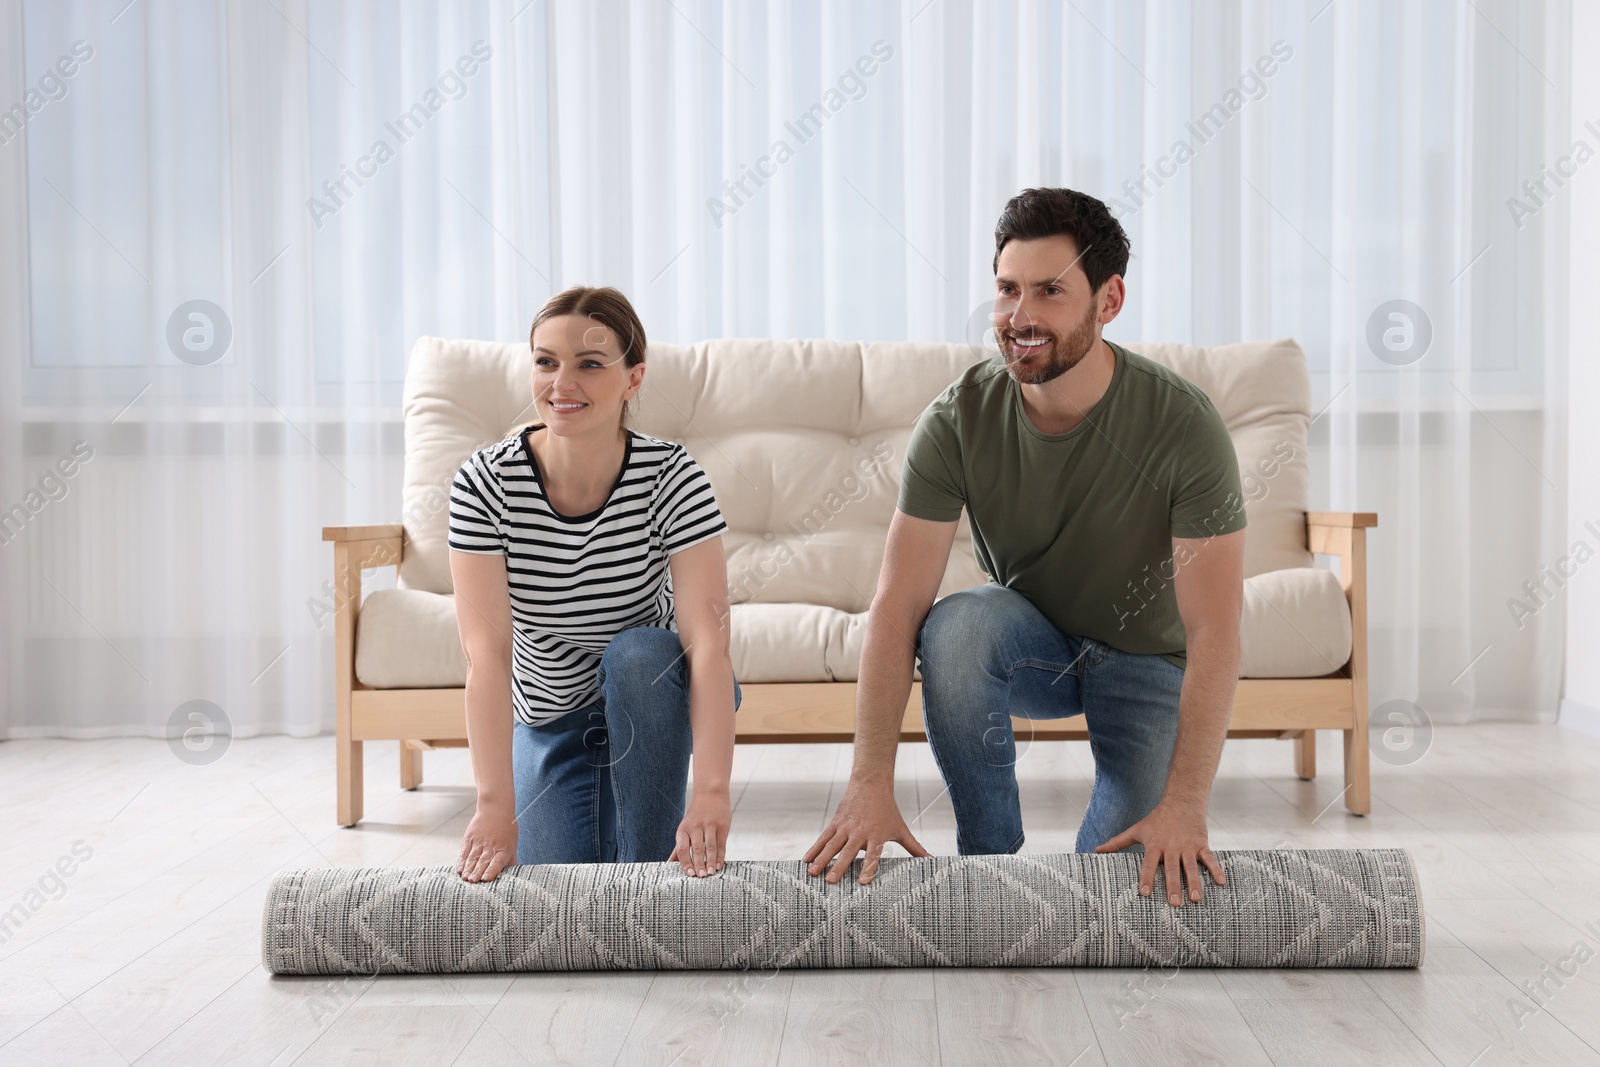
[447,286,740,882]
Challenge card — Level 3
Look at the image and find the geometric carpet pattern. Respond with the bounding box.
[262,849,1424,974]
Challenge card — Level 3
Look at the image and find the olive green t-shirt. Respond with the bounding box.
[897,339,1246,669]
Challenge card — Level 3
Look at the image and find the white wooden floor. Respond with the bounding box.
[3,723,1600,1066]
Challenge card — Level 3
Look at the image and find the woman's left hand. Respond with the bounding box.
[670,787,731,877]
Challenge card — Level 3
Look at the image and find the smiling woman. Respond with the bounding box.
[446,286,742,886]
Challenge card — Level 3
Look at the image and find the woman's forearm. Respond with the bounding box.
[464,660,516,811]
[686,649,736,795]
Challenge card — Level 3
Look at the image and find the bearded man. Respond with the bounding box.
[804,187,1248,909]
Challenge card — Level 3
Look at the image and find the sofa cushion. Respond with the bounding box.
[396,335,1315,612]
[1238,566,1353,678]
[354,588,467,691]
[354,567,1352,690]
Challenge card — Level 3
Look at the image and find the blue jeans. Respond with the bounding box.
[511,626,742,865]
[916,584,1186,856]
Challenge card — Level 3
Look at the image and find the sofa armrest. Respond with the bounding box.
[321,524,404,696]
[1304,512,1375,605]
[323,523,405,542]
[322,524,404,572]
[1304,511,1375,689]
[1302,511,1376,812]
[324,523,410,826]
[1306,511,1377,529]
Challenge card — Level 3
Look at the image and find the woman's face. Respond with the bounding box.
[529,314,644,435]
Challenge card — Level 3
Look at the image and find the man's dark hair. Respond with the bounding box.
[992,188,1131,294]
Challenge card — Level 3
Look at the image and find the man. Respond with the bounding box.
[803,187,1246,908]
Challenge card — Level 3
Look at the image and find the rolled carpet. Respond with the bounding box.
[261,849,1424,975]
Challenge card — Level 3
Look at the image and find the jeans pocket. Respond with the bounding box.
[1014,656,1081,679]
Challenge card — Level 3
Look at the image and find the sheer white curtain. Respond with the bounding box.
[0,0,1571,739]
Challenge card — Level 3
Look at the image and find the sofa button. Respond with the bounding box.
[848,436,860,446]
[762,532,774,541]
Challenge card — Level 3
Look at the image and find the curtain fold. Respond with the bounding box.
[0,0,1571,738]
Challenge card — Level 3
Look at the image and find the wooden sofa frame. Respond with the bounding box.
[321,511,1376,827]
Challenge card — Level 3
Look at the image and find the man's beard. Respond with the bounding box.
[1000,300,1100,386]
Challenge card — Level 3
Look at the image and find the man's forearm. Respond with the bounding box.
[1161,625,1241,810]
[848,606,921,787]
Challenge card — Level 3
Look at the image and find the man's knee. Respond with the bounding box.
[918,585,1031,674]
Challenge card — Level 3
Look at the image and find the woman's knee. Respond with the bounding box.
[599,626,684,687]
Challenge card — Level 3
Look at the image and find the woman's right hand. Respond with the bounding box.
[457,805,518,883]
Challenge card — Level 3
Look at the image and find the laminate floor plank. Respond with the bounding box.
[933,970,1103,1066]
[617,969,793,1066]
[1227,997,1445,1066]
[776,997,939,1067]
[1074,968,1274,1066]
[468,972,655,1066]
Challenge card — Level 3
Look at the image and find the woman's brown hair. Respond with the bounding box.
[526,286,647,430]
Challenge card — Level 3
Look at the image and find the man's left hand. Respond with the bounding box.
[1095,802,1227,906]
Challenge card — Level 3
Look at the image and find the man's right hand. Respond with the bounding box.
[804,780,930,885]
[457,805,518,883]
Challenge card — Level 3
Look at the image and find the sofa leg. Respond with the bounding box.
[1294,730,1316,780]
[400,741,423,790]
[1343,727,1371,815]
[337,734,364,827]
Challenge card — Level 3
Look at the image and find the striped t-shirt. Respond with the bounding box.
[446,426,728,726]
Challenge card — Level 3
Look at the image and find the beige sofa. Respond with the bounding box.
[322,335,1375,827]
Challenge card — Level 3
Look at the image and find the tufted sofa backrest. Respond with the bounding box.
[396,335,1313,603]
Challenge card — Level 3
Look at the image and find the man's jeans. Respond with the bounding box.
[916,584,1185,855]
[511,625,742,865]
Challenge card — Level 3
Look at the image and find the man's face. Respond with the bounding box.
[992,235,1105,386]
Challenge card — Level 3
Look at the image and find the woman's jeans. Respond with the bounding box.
[916,584,1187,856]
[511,626,742,865]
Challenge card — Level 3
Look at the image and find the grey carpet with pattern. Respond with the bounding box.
[260,849,1424,974]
